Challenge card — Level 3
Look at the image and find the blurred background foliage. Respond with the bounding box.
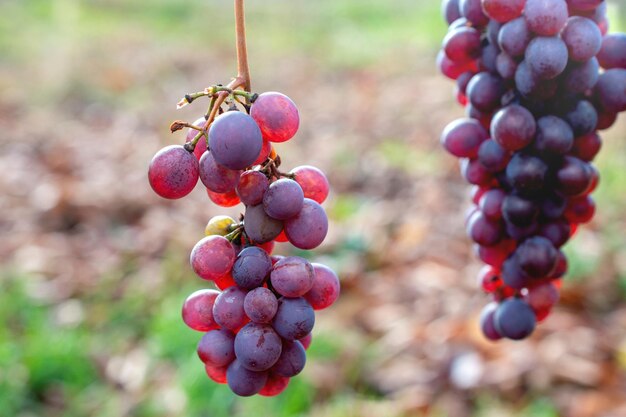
[1,0,626,416]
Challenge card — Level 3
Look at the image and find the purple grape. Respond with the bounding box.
[236,170,269,206]
[534,116,574,156]
[263,178,305,220]
[498,17,531,57]
[270,256,315,298]
[213,286,248,331]
[494,298,536,340]
[505,221,539,240]
[234,323,282,371]
[232,246,273,290]
[515,60,559,99]
[244,204,283,244]
[467,72,505,112]
[272,340,306,377]
[467,211,504,246]
[506,153,548,194]
[539,220,571,248]
[226,359,268,396]
[443,27,482,63]
[442,0,462,24]
[516,236,558,278]
[190,236,236,281]
[479,43,500,74]
[244,287,278,323]
[209,111,263,170]
[598,33,626,70]
[482,0,526,23]
[487,19,502,45]
[541,193,567,219]
[594,69,626,113]
[570,132,602,162]
[561,16,602,62]
[561,58,600,94]
[496,52,519,80]
[304,263,341,310]
[478,139,511,172]
[501,256,530,289]
[197,329,235,366]
[480,302,503,341]
[479,189,506,220]
[491,104,537,151]
[441,118,489,158]
[148,145,199,199]
[564,100,598,136]
[525,36,569,80]
[555,156,593,196]
[272,297,315,341]
[198,151,241,193]
[284,198,328,250]
[524,0,569,36]
[461,158,495,186]
[502,194,539,226]
[459,0,489,27]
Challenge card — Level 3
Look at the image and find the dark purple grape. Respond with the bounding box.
[226,359,268,396]
[525,36,569,80]
[236,170,269,206]
[284,198,328,250]
[506,153,548,194]
[496,52,519,80]
[534,116,574,156]
[148,145,199,199]
[494,298,536,340]
[443,27,483,63]
[524,0,569,36]
[197,329,236,366]
[479,188,506,220]
[234,323,283,371]
[441,118,489,158]
[539,220,571,247]
[244,204,283,244]
[501,256,530,289]
[561,16,602,62]
[272,297,315,341]
[479,43,500,74]
[555,156,593,196]
[502,194,539,226]
[541,193,567,219]
[213,286,248,331]
[198,151,241,193]
[460,0,489,26]
[505,220,539,240]
[461,158,495,186]
[561,58,600,95]
[270,256,315,298]
[263,179,304,220]
[232,246,273,290]
[570,132,602,162]
[244,287,278,323]
[272,340,306,377]
[491,104,537,151]
[190,236,236,281]
[442,0,462,24]
[564,100,598,136]
[594,69,626,113]
[467,72,505,112]
[478,139,511,172]
[498,17,531,57]
[516,236,558,278]
[456,71,475,97]
[598,33,626,69]
[487,19,502,45]
[209,111,263,170]
[515,60,559,99]
[467,211,504,246]
[480,302,503,341]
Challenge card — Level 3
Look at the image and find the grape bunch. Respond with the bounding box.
[148,90,340,396]
[438,0,626,340]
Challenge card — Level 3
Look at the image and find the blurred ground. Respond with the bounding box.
[1,1,626,416]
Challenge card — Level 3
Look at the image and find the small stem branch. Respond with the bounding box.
[234,0,251,93]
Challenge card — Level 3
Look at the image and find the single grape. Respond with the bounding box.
[291,166,330,204]
[197,329,236,366]
[570,132,602,162]
[491,104,537,151]
[263,179,305,220]
[198,151,241,193]
[148,145,199,199]
[467,210,504,246]
[496,52,519,80]
[479,188,506,220]
[501,256,530,289]
[502,194,539,227]
[478,265,502,293]
[443,0,462,24]
[298,333,313,350]
[482,0,526,23]
[525,282,560,321]
[493,297,536,340]
[505,221,539,241]
[214,272,236,291]
[534,116,574,156]
[539,220,571,248]
[487,19,502,45]
[213,286,248,331]
[244,287,279,323]
[251,92,300,143]
[525,36,569,80]
[564,195,596,223]
[506,153,548,195]
[597,33,626,70]
[437,49,479,80]
[594,69,626,113]
[550,250,568,279]
[205,362,228,384]
[467,72,505,112]
[564,100,598,136]
[524,0,569,36]
[244,204,283,244]
[480,302,503,341]
[567,0,605,12]
[205,215,237,237]
[232,246,273,290]
[190,236,236,281]
[270,256,315,298]
[477,139,511,173]
[441,118,489,158]
[304,263,341,310]
[516,236,559,278]
[461,158,495,186]
[443,27,483,63]
[273,297,315,341]
[207,189,241,207]
[479,43,500,74]
[284,198,329,250]
[209,111,263,169]
[236,170,270,206]
[555,156,593,196]
[515,60,559,99]
[253,139,272,166]
[272,340,306,377]
[226,359,268,396]
[561,58,600,95]
[561,16,602,62]
[182,289,221,332]
[234,322,283,371]
[259,373,290,397]
[476,239,517,268]
[498,17,531,57]
[460,0,490,27]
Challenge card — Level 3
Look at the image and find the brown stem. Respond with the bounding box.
[234,0,251,93]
